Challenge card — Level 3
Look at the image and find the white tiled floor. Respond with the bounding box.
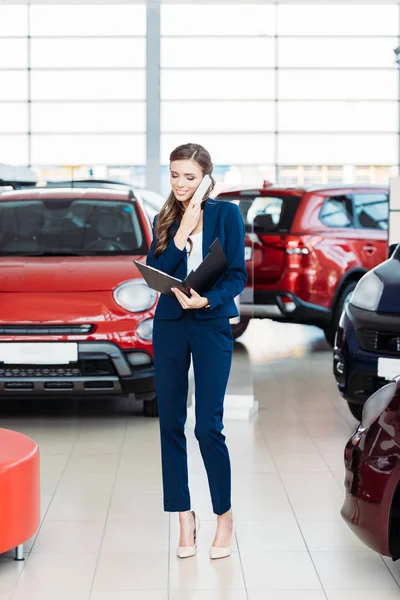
[1,319,400,599]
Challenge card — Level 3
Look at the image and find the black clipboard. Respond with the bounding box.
[134,238,228,298]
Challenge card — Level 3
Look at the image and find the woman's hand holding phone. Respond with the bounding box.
[179,201,201,236]
[174,201,200,250]
[190,174,211,208]
[174,174,211,249]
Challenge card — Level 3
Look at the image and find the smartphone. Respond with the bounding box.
[190,174,212,207]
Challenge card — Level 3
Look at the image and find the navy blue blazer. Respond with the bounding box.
[146,198,248,320]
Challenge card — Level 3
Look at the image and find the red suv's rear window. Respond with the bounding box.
[221,193,301,234]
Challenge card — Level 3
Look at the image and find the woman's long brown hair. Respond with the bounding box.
[153,143,216,258]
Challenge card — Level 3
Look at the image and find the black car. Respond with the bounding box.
[334,244,400,420]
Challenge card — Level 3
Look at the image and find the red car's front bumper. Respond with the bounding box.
[0,340,155,398]
[0,290,156,398]
[341,423,400,558]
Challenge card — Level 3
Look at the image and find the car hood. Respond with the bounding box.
[376,258,400,314]
[0,255,147,292]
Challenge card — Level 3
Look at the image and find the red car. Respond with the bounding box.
[342,376,400,559]
[216,183,389,344]
[0,185,159,416]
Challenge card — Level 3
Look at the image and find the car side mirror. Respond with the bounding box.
[253,213,277,233]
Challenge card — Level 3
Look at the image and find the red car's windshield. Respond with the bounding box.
[0,198,148,256]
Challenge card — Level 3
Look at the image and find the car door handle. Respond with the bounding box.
[362,245,377,255]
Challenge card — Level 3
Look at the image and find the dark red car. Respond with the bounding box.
[342,377,400,559]
[0,185,158,416]
[216,183,389,344]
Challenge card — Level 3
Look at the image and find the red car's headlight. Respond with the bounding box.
[114,279,158,313]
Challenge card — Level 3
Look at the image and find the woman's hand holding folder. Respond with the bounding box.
[136,238,227,307]
[171,287,209,310]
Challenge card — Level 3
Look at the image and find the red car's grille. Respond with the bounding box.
[360,329,400,355]
[0,325,94,335]
[0,366,81,377]
[0,357,115,378]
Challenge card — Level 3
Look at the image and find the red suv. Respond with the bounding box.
[216,184,389,344]
[0,185,158,416]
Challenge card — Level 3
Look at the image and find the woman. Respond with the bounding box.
[146,143,247,559]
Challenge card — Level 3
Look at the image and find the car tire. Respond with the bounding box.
[324,281,358,347]
[143,395,158,418]
[231,317,250,340]
[347,401,363,421]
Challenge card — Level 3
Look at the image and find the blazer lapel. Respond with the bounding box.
[202,199,219,259]
[169,199,219,260]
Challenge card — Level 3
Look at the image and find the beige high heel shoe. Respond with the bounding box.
[176,511,200,559]
[209,520,234,560]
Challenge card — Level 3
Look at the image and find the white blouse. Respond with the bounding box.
[186,231,203,276]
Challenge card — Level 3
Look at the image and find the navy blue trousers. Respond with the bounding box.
[152,311,233,515]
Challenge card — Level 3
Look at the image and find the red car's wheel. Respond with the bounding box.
[231,317,250,340]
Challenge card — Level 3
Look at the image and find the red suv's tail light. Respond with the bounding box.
[284,237,323,274]
[285,244,309,255]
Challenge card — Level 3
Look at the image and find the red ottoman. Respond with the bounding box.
[0,428,40,560]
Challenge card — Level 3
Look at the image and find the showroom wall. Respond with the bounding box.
[0,2,399,193]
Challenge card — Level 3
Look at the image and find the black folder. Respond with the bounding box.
[134,238,228,298]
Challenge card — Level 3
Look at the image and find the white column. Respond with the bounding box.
[146,1,161,194]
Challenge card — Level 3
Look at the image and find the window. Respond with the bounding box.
[31,102,146,134]
[320,196,354,228]
[222,194,301,233]
[161,38,275,68]
[0,135,29,165]
[0,39,28,68]
[278,38,397,69]
[2,2,400,181]
[353,193,389,230]
[247,197,284,227]
[0,72,28,101]
[0,199,147,256]
[31,134,145,165]
[30,5,145,36]
[161,69,276,100]
[31,71,145,101]
[139,190,165,211]
[31,38,145,68]
[0,104,28,133]
[277,5,398,36]
[162,5,275,36]
[278,102,397,133]
[278,70,397,101]
[0,6,28,36]
[161,134,275,165]
[278,166,345,187]
[354,166,397,185]
[278,134,397,165]
[162,101,275,133]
